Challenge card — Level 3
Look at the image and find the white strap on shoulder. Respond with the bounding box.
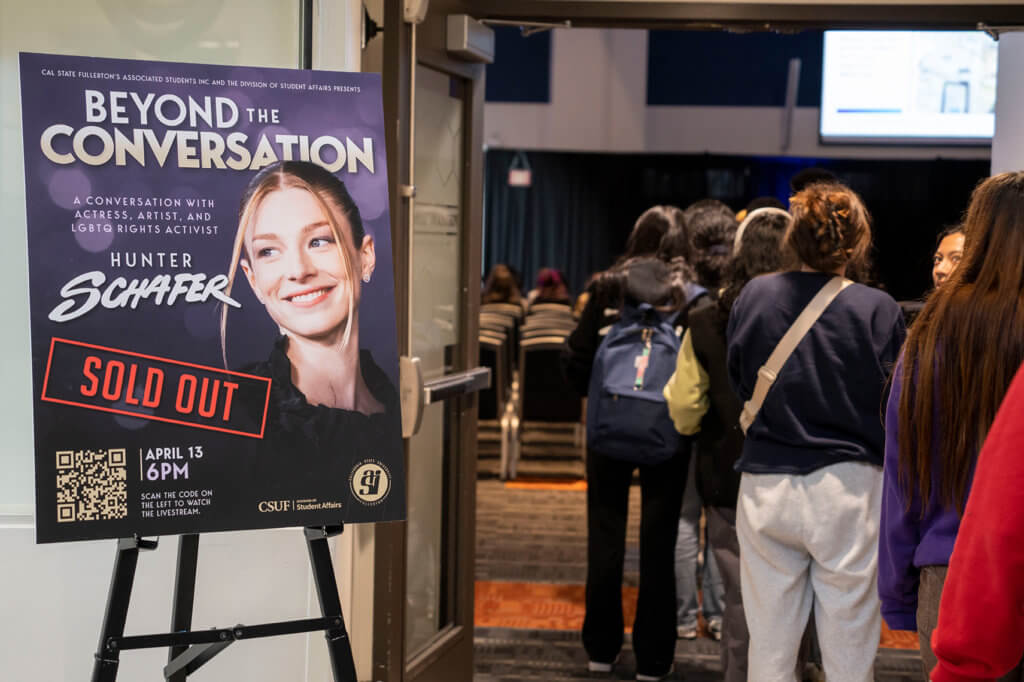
[739,276,852,434]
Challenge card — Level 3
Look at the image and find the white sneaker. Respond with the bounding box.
[587,654,620,673]
[676,624,697,640]
[707,618,722,641]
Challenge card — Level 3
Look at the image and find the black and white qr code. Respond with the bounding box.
[56,449,128,522]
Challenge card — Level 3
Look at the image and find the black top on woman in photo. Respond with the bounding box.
[228,335,404,523]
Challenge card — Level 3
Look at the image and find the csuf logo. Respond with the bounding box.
[349,460,391,506]
[258,500,291,512]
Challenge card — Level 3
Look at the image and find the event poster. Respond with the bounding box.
[19,53,405,543]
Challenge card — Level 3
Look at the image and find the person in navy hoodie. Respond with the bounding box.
[879,171,1024,680]
[727,182,905,682]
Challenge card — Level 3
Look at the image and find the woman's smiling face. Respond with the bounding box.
[241,187,356,342]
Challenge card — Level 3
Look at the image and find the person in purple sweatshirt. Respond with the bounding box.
[878,171,1024,680]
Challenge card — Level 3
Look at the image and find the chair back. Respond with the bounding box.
[519,336,581,422]
[478,333,507,420]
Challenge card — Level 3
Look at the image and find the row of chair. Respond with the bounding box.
[478,302,584,479]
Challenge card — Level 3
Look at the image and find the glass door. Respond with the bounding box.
[405,63,464,655]
[402,61,484,681]
[370,7,486,678]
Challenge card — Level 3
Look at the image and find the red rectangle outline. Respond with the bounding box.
[40,337,272,439]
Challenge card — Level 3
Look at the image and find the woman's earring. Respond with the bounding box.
[362,273,371,283]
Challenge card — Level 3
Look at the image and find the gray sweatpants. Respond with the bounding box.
[736,461,882,682]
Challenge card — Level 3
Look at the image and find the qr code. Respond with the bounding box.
[56,449,128,522]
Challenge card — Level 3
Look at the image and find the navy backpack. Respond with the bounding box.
[586,297,695,465]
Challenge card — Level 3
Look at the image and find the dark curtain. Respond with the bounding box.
[484,149,989,302]
[484,150,624,300]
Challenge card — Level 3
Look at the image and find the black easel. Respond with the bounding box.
[91,526,357,681]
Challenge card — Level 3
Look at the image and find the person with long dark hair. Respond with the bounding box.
[727,183,905,681]
[562,205,687,394]
[879,172,1024,680]
[482,264,524,307]
[663,206,793,682]
[564,207,701,681]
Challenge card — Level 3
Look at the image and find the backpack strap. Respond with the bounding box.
[665,283,708,334]
[739,276,852,434]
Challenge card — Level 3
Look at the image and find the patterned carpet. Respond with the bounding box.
[473,478,923,681]
[476,582,638,631]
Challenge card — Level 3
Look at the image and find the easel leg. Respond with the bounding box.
[305,526,357,682]
[92,536,157,682]
[167,534,200,682]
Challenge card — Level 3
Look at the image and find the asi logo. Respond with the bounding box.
[349,460,391,506]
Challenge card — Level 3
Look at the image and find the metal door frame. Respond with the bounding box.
[375,1,485,679]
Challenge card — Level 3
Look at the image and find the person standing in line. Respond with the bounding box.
[898,224,966,327]
[931,225,965,288]
[673,199,734,643]
[563,207,699,682]
[664,207,794,682]
[880,172,1024,680]
[562,205,686,394]
[727,183,905,682]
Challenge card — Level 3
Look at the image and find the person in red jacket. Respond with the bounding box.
[931,358,1024,681]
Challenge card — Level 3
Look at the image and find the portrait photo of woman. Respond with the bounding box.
[220,160,401,500]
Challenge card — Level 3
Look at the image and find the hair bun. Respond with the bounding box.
[788,183,871,273]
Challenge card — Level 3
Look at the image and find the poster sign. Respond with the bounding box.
[19,53,405,543]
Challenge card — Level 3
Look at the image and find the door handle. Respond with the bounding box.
[399,356,425,438]
[400,362,491,437]
[423,367,491,404]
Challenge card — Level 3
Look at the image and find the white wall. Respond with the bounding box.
[1,526,333,681]
[991,33,1024,174]
[485,29,647,151]
[484,27,993,161]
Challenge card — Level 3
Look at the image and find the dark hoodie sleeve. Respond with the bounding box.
[561,284,605,395]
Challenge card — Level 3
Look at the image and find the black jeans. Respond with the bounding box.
[582,448,689,677]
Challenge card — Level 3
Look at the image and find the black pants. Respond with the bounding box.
[582,448,688,677]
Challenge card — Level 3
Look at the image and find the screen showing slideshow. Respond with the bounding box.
[820,31,997,145]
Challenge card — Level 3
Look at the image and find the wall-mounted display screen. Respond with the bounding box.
[820,31,997,145]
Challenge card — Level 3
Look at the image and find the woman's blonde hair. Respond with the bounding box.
[221,161,366,367]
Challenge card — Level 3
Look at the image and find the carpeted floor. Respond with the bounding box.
[473,478,923,681]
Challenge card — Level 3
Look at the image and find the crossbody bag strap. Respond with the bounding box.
[739,276,853,434]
